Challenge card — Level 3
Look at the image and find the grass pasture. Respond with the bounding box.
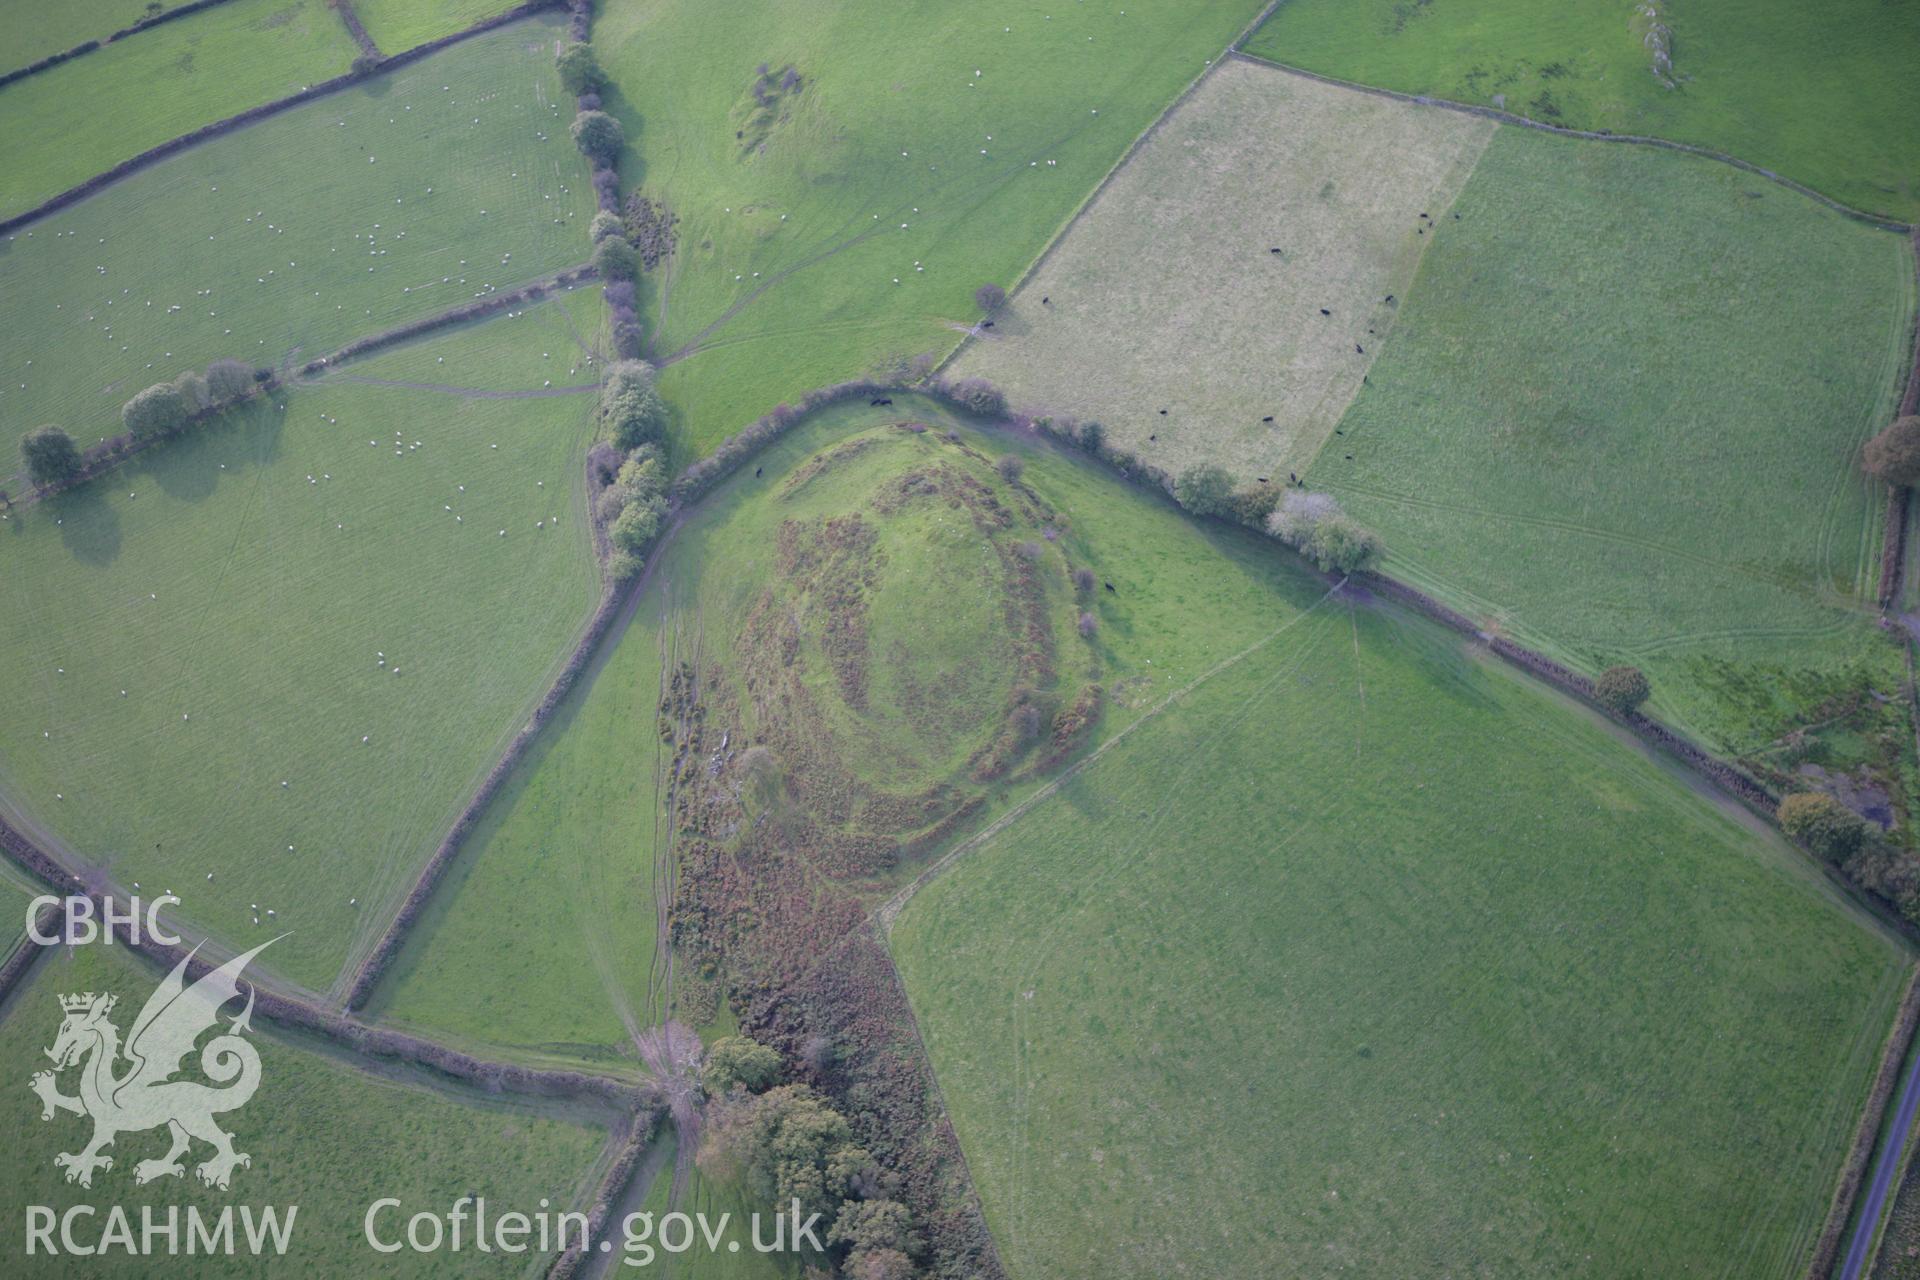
[369,555,669,1054]
[588,0,1270,456]
[892,544,1914,1277]
[0,0,360,220]
[0,11,592,475]
[0,371,601,992]
[0,0,186,71]
[950,58,1494,483]
[0,941,612,1276]
[354,0,518,53]
[1243,0,1920,222]
[1306,124,1917,748]
[378,396,1315,1056]
[380,398,1090,1051]
[339,288,607,393]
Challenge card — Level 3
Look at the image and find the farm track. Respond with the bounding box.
[1842,1017,1920,1279]
[340,505,689,1012]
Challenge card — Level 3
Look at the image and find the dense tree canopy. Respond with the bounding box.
[601,360,667,449]
[1593,665,1652,715]
[122,381,192,439]
[571,109,625,166]
[555,41,606,95]
[1865,416,1920,487]
[21,425,82,487]
[703,1036,784,1095]
[1778,792,1869,863]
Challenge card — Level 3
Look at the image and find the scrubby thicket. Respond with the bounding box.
[639,429,1135,1278]
[588,360,670,577]
[1031,412,1384,573]
[699,1063,930,1280]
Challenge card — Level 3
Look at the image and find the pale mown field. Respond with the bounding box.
[951,58,1492,482]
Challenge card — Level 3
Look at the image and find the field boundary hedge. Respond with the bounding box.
[299,263,597,376]
[1228,51,1914,232]
[0,902,64,1007]
[1809,964,1920,1279]
[341,577,633,1010]
[1881,230,1920,608]
[546,1113,656,1280]
[0,812,656,1110]
[0,0,243,90]
[330,0,382,61]
[6,374,281,509]
[0,0,567,237]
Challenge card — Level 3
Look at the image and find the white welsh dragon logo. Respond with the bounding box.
[28,940,274,1190]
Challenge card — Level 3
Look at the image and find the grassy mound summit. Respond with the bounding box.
[668,424,1104,1012]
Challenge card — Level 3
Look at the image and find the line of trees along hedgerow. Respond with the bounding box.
[14,357,271,495]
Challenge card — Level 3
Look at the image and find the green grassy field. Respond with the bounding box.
[1242,0,1920,221]
[0,0,360,220]
[952,58,1493,483]
[588,0,1270,457]
[369,558,668,1054]
[1305,123,1916,750]
[0,0,184,70]
[354,0,514,52]
[0,870,36,950]
[0,12,592,476]
[0,941,611,1276]
[0,373,601,992]
[892,525,1914,1276]
[379,396,1102,1051]
[340,290,606,393]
